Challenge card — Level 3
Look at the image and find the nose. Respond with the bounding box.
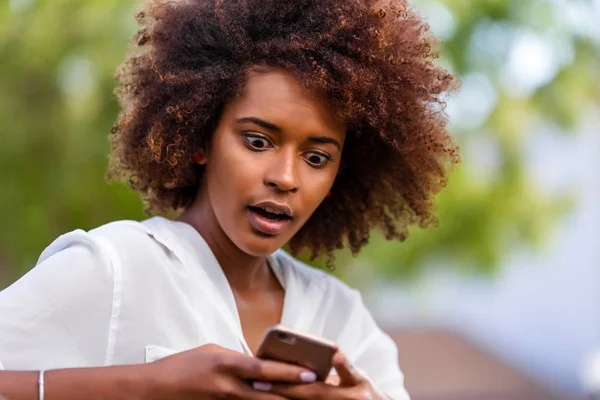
[264,148,299,193]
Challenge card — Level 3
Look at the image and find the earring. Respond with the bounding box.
[193,152,204,164]
[326,191,331,198]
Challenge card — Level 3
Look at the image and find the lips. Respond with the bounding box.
[250,201,293,218]
[248,201,293,236]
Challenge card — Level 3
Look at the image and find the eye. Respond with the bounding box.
[304,151,331,168]
[243,134,272,151]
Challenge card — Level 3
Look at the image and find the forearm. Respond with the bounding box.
[0,365,152,400]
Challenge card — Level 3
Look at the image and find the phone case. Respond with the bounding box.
[255,325,337,381]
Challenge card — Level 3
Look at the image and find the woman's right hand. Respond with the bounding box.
[143,343,318,400]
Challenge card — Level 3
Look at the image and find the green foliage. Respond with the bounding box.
[0,0,146,280]
[0,0,598,286]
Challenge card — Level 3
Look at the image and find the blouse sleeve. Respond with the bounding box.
[339,289,411,400]
[0,230,116,371]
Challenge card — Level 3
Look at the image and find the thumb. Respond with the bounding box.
[332,352,362,387]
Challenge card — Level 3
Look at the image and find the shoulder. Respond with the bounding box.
[37,217,175,268]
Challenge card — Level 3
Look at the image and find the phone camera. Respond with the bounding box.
[277,332,296,345]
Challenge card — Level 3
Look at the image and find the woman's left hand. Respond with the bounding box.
[252,351,388,400]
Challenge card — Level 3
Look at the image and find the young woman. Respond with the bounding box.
[0,0,458,398]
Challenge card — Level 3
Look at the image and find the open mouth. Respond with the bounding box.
[248,206,292,221]
[247,203,293,236]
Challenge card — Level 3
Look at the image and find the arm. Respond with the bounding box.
[0,231,114,370]
[0,366,148,400]
[0,345,321,400]
[346,299,411,400]
[323,287,410,399]
[324,287,411,399]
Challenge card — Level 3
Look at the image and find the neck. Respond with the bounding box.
[178,192,273,293]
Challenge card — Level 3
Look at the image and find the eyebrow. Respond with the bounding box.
[306,136,341,150]
[236,117,282,133]
[236,116,342,150]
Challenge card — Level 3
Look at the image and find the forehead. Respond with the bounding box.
[227,68,346,137]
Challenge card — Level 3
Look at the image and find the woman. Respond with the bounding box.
[0,0,457,398]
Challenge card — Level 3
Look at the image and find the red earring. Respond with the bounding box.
[326,191,331,198]
[193,152,204,164]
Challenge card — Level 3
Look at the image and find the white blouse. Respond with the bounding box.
[0,216,409,399]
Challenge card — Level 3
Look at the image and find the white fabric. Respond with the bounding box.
[0,216,409,399]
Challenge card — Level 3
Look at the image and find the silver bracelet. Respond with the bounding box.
[38,370,45,400]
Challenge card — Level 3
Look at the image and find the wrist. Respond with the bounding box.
[130,363,163,400]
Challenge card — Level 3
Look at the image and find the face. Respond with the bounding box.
[199,68,346,257]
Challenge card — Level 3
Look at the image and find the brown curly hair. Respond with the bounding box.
[109,0,459,262]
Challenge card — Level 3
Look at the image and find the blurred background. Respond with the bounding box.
[1,0,598,399]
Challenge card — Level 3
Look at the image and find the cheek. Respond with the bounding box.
[206,145,260,218]
[297,167,337,212]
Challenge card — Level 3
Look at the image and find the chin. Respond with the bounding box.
[237,233,290,257]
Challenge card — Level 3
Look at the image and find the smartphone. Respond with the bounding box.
[255,324,337,381]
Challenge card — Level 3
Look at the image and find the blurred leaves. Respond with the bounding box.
[311,0,600,281]
[0,0,145,277]
[0,0,599,286]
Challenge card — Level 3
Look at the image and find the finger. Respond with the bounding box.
[325,374,341,386]
[259,381,340,400]
[332,352,362,387]
[230,357,318,383]
[234,381,289,400]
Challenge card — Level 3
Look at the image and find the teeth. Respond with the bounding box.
[263,207,284,215]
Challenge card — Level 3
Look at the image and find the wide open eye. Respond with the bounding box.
[304,151,331,168]
[243,134,272,150]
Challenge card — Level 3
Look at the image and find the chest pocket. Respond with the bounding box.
[145,345,179,363]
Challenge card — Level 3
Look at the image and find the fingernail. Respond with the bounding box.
[300,371,317,382]
[253,381,272,392]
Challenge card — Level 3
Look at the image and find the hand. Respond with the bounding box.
[253,351,388,400]
[325,375,341,386]
[143,343,319,400]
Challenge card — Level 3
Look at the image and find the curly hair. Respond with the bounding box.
[109,0,459,262]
